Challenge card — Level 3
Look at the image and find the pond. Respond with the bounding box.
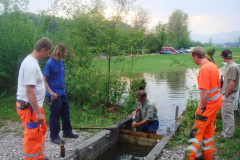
[142,68,198,135]
[143,65,239,135]
[98,64,240,160]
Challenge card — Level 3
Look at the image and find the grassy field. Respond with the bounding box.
[94,47,240,74]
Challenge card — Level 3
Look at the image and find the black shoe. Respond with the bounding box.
[51,137,65,145]
[43,156,49,160]
[195,157,203,160]
[63,133,79,138]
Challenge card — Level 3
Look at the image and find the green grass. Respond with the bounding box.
[43,101,130,133]
[0,96,21,124]
[214,115,240,159]
[0,97,130,134]
[93,47,240,75]
[165,86,240,160]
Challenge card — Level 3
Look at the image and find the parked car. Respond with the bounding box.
[160,47,178,54]
[176,50,184,54]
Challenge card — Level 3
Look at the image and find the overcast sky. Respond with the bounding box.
[28,0,240,35]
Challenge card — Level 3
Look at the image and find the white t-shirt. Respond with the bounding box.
[17,55,46,107]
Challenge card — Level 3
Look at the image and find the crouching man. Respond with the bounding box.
[132,90,159,134]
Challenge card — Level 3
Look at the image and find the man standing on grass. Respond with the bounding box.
[183,46,222,160]
[16,37,53,160]
[220,49,239,139]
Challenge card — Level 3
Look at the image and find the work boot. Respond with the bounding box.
[51,137,65,145]
[63,132,79,138]
[194,156,203,160]
[43,156,49,160]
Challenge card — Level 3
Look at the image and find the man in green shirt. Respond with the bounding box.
[220,49,240,139]
[132,90,159,134]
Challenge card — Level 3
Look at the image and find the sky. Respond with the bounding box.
[27,0,240,35]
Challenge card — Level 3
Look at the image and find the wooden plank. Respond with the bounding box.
[73,127,116,130]
[120,129,163,140]
[119,134,157,147]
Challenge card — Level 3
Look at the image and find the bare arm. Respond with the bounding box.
[132,106,140,115]
[225,79,236,96]
[26,85,44,125]
[200,89,209,113]
[132,119,149,127]
[43,76,59,100]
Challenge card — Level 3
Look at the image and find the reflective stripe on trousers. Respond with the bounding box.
[183,96,222,160]
[16,101,47,160]
[203,136,214,151]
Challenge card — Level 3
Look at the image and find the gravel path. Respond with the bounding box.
[0,121,92,160]
[157,145,187,160]
[0,121,187,160]
[0,121,220,160]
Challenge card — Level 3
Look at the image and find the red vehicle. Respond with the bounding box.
[160,47,178,54]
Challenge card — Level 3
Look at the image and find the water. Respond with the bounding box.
[144,64,240,135]
[98,64,240,160]
[98,69,200,160]
[97,142,153,160]
[142,69,199,135]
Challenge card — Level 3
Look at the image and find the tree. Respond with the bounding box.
[156,22,168,51]
[0,11,35,95]
[144,33,159,53]
[209,38,213,46]
[190,40,203,47]
[131,5,149,30]
[167,9,190,49]
[205,46,217,63]
[0,0,29,13]
[103,0,135,108]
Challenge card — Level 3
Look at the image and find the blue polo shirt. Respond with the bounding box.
[43,57,66,96]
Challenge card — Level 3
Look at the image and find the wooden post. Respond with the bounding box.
[175,105,179,122]
[133,114,136,132]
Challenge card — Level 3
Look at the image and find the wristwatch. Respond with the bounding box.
[225,94,229,97]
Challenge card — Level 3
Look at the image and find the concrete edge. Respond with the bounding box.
[60,115,132,160]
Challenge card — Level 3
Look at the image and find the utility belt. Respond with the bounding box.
[17,100,30,110]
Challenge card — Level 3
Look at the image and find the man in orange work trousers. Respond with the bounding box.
[16,37,53,160]
[183,47,222,160]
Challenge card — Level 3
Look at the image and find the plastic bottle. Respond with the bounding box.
[60,140,65,157]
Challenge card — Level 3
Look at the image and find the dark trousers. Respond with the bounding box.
[47,95,73,140]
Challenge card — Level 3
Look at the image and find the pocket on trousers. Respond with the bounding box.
[27,127,42,141]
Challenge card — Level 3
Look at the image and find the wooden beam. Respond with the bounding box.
[120,129,163,140]
[73,127,116,130]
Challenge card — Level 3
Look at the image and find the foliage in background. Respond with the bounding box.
[167,9,190,49]
[205,46,217,63]
[0,11,35,96]
[156,22,168,51]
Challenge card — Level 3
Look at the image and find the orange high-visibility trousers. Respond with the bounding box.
[16,101,47,160]
[183,98,222,160]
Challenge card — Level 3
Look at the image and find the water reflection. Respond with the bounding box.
[142,69,199,135]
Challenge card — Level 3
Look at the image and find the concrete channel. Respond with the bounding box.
[58,113,181,160]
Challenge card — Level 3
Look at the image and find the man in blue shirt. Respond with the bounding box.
[43,43,78,145]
